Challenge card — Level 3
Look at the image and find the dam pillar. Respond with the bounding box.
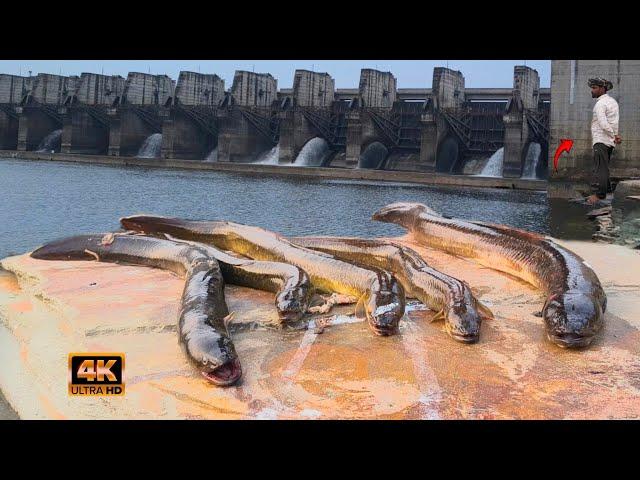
[0,108,19,149]
[62,73,124,155]
[161,108,218,160]
[279,70,335,164]
[16,108,61,151]
[277,109,297,164]
[0,74,32,150]
[503,66,539,178]
[345,111,362,167]
[107,112,121,156]
[106,108,161,157]
[419,103,437,171]
[217,71,278,163]
[15,73,76,151]
[162,71,224,160]
[431,67,465,173]
[346,69,397,168]
[61,108,110,155]
[502,97,528,178]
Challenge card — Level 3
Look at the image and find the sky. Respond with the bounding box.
[0,60,550,89]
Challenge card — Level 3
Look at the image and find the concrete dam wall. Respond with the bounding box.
[1,61,638,191]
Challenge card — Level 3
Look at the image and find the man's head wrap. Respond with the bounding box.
[588,77,613,91]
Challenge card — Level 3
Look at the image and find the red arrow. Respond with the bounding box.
[553,139,574,172]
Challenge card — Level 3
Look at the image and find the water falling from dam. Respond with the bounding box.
[476,147,504,177]
[204,147,218,162]
[254,144,280,164]
[358,142,389,169]
[521,142,542,179]
[293,137,331,167]
[36,129,62,153]
[136,133,163,158]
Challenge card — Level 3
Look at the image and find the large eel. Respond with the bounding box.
[289,235,488,343]
[30,232,242,386]
[372,202,607,348]
[159,233,312,324]
[120,215,406,336]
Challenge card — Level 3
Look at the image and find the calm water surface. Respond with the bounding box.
[0,158,558,259]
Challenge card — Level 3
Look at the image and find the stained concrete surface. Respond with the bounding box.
[0,237,638,420]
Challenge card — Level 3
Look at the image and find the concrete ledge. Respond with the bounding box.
[1,238,639,419]
[0,150,547,191]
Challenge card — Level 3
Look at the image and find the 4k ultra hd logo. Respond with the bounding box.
[68,353,125,396]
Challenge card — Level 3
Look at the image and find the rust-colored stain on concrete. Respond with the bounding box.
[0,237,639,420]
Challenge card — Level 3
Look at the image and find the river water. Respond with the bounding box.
[0,157,556,259]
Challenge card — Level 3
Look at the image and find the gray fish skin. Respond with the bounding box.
[30,233,242,386]
[289,235,484,343]
[372,202,607,349]
[158,234,312,324]
[120,215,406,336]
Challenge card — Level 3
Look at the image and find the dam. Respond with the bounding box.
[1,61,639,197]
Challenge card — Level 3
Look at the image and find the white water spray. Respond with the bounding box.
[204,147,218,162]
[293,137,331,167]
[254,144,280,164]
[36,129,62,152]
[476,147,504,177]
[521,142,542,179]
[136,133,162,158]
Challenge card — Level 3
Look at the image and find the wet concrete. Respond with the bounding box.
[0,237,638,419]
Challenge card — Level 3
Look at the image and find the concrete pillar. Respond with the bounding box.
[231,71,277,107]
[123,73,173,106]
[112,109,160,156]
[501,66,540,178]
[60,108,72,153]
[160,118,175,159]
[76,73,125,106]
[61,109,109,155]
[514,66,541,110]
[0,74,33,104]
[277,70,336,164]
[16,108,61,151]
[0,110,18,149]
[174,71,225,106]
[216,108,273,163]
[419,107,437,171]
[345,111,362,167]
[432,68,465,110]
[32,74,79,105]
[548,60,640,197]
[293,70,335,107]
[358,69,396,108]
[160,111,215,160]
[107,115,122,156]
[277,109,296,164]
[502,97,529,178]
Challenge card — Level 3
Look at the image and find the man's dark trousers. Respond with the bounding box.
[593,142,614,199]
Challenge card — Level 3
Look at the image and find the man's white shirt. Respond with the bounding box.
[591,93,619,147]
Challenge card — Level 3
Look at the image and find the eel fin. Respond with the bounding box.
[84,249,100,262]
[354,293,367,320]
[223,312,235,330]
[430,309,445,323]
[477,301,494,321]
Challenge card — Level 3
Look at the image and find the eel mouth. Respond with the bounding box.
[278,309,305,323]
[449,332,480,344]
[201,359,243,386]
[368,322,399,337]
[547,333,595,349]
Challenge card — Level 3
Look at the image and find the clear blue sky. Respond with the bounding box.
[0,60,550,89]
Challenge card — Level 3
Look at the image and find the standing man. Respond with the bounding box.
[586,77,622,205]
